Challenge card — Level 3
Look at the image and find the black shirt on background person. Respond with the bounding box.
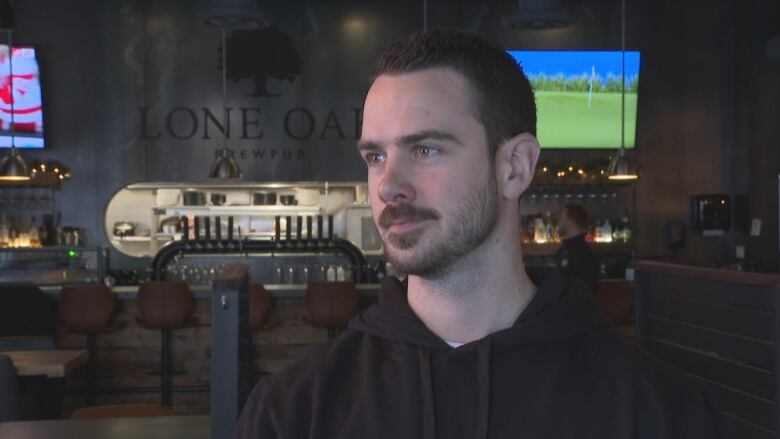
[556,232,599,295]
[555,204,599,295]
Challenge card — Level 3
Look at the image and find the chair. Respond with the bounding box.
[249,284,276,331]
[0,355,20,422]
[136,281,193,407]
[70,403,173,419]
[304,282,359,339]
[58,285,121,405]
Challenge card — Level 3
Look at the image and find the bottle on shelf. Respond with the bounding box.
[603,219,613,244]
[326,264,336,282]
[533,216,547,244]
[621,216,632,243]
[29,216,40,247]
[0,215,9,247]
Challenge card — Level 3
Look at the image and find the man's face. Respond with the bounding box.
[556,210,576,239]
[358,68,499,276]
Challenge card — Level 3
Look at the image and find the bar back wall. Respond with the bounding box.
[8,0,780,270]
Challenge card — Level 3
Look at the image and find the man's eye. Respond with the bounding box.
[413,145,438,158]
[364,153,385,166]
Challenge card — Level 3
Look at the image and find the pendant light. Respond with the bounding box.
[0,25,30,181]
[209,27,241,179]
[607,0,638,181]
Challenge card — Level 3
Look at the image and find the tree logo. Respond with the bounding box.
[224,27,302,98]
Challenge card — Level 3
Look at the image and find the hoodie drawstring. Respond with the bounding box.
[419,347,436,439]
[418,340,492,439]
[475,338,491,439]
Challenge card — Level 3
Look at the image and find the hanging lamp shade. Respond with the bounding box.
[607,149,638,181]
[0,148,30,181]
[209,149,241,179]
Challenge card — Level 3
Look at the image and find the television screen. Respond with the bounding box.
[507,50,640,149]
[0,45,44,148]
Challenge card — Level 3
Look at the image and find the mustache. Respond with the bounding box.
[378,204,440,229]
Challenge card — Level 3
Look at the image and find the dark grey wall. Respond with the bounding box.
[8,0,780,270]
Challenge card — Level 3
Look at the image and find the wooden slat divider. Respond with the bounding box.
[635,262,780,439]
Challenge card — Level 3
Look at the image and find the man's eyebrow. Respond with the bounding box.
[356,140,382,152]
[398,130,463,146]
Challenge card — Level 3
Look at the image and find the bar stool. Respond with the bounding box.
[304,282,359,339]
[58,285,121,405]
[136,281,193,408]
[249,284,276,331]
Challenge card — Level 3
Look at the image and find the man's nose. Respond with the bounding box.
[377,153,416,204]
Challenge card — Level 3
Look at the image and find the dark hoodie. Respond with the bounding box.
[235,271,727,438]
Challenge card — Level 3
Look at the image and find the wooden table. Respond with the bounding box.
[0,349,89,378]
[0,415,210,439]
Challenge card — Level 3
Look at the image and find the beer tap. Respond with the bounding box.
[226,216,235,250]
[193,216,202,250]
[204,216,212,250]
[317,215,324,247]
[214,216,223,250]
[306,215,313,250]
[285,216,292,249]
[296,215,303,249]
[328,215,334,245]
[181,216,189,243]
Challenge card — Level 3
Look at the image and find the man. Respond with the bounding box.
[556,203,599,295]
[236,29,726,438]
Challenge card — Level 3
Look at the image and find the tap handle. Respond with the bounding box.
[181,216,189,242]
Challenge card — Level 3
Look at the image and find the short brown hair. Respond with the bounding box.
[563,204,590,230]
[373,28,537,157]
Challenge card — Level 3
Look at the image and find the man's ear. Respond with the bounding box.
[496,132,540,200]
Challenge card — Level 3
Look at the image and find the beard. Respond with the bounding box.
[376,172,499,277]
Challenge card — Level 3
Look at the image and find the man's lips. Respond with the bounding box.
[386,218,434,233]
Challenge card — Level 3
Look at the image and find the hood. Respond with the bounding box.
[348,270,611,439]
[349,269,609,351]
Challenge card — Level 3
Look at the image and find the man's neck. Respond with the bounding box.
[406,224,537,344]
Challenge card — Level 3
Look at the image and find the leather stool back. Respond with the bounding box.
[59,285,118,334]
[249,284,274,331]
[304,282,359,337]
[136,281,193,330]
[135,281,193,407]
[58,285,120,406]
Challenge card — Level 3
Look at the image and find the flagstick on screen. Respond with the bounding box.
[507,50,640,150]
[0,45,44,149]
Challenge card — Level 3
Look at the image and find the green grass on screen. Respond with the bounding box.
[535,91,637,149]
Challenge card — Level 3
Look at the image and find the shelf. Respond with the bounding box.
[152,205,321,216]
[111,236,152,242]
[0,174,62,189]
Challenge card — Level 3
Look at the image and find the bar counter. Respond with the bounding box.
[40,283,382,300]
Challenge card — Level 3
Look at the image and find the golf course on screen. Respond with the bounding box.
[507,51,640,149]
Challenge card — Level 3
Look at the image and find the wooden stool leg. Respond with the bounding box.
[85,334,96,406]
[161,329,170,407]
